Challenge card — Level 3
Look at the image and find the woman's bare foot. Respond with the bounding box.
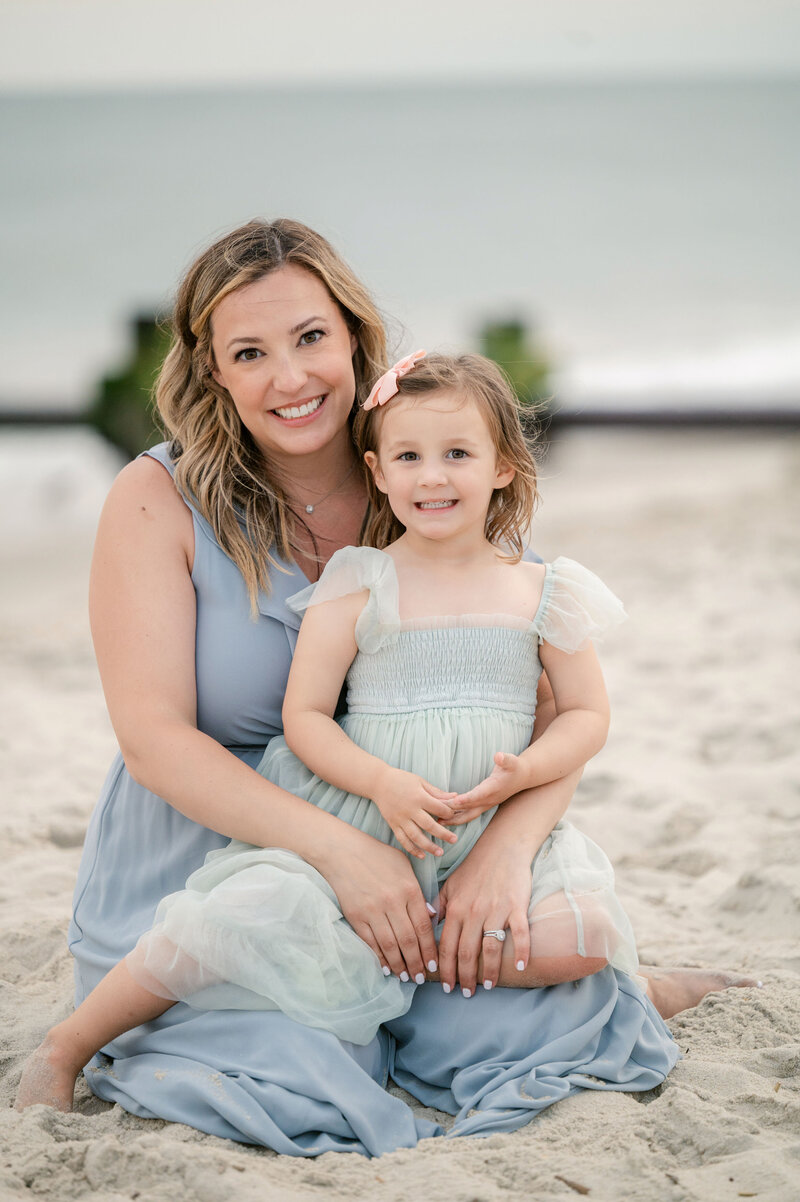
[639,965,761,1020]
[15,1034,81,1112]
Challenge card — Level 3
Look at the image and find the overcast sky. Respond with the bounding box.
[2,0,799,92]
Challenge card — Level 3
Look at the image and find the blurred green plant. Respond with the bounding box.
[88,314,169,459]
[479,318,551,415]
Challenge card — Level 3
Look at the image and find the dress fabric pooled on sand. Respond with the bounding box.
[67,442,679,1157]
[127,545,641,1046]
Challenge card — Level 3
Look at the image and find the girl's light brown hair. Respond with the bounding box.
[154,218,387,608]
[352,352,541,556]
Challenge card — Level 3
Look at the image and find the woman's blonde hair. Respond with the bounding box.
[155,218,387,608]
[352,353,541,557]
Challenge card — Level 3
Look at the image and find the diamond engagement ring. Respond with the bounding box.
[482,929,507,942]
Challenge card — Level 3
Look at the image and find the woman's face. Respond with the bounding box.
[210,264,358,464]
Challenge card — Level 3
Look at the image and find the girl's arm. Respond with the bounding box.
[90,457,439,981]
[448,641,608,817]
[282,600,458,859]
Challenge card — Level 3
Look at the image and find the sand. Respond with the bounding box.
[1,425,798,1201]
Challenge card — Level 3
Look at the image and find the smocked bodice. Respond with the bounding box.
[346,623,542,715]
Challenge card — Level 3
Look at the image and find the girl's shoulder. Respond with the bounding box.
[533,557,627,652]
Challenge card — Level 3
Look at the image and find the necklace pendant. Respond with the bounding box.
[305,504,315,514]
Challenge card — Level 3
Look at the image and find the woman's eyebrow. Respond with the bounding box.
[225,316,325,351]
[289,315,325,335]
[227,335,263,350]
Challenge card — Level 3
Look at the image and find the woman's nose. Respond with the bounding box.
[270,352,308,395]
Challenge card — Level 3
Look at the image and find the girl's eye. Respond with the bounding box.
[447,448,469,460]
[299,329,324,346]
[397,452,418,462]
[235,347,261,362]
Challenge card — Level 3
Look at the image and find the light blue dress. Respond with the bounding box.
[127,546,640,1045]
[68,442,679,1156]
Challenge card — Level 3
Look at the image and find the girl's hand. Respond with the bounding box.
[435,834,532,997]
[321,832,439,982]
[374,767,459,859]
[446,752,526,824]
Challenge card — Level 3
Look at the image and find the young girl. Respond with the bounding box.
[18,351,641,1111]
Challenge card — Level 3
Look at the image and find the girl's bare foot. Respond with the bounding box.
[639,965,761,1020]
[15,1034,81,1112]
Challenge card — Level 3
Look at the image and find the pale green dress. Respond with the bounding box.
[127,547,635,1045]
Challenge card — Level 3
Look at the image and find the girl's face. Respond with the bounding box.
[210,264,358,464]
[364,391,515,547]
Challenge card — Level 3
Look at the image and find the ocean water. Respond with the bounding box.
[1,77,799,412]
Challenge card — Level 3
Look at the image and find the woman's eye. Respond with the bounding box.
[299,329,324,346]
[235,347,261,362]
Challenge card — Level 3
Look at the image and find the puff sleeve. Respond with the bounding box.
[533,557,626,652]
[287,546,400,653]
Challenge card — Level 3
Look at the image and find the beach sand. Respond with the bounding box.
[1,426,798,1201]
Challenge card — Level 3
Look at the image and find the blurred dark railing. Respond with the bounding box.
[1,311,798,462]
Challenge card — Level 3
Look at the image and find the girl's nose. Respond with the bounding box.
[417,460,448,486]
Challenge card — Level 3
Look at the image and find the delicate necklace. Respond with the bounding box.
[300,463,357,514]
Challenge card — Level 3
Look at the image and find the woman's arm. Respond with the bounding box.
[89,458,439,980]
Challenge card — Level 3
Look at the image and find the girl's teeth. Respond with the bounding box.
[418,501,453,509]
[274,396,323,419]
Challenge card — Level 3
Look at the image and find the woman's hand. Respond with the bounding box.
[447,751,527,824]
[435,761,583,995]
[435,833,532,997]
[320,830,439,982]
[373,766,458,859]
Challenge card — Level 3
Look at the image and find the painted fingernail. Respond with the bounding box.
[442,983,451,994]
[516,960,525,971]
[483,979,493,990]
[382,965,391,976]
[462,988,472,999]
[427,960,438,972]
[415,973,425,984]
[426,903,437,915]
[400,971,409,982]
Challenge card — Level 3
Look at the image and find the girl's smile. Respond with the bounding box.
[364,392,514,550]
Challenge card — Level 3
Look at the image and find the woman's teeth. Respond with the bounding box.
[273,396,324,420]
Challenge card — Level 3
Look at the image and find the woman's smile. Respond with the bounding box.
[210,264,357,463]
[270,394,327,423]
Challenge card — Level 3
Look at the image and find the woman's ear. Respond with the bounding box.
[363,450,388,494]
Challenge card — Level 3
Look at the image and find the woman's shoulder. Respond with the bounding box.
[97,446,194,558]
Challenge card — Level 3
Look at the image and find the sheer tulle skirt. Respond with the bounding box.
[127,712,638,1045]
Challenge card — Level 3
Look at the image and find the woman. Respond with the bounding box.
[64,218,742,1156]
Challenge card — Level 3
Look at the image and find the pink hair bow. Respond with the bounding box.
[363,349,427,410]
